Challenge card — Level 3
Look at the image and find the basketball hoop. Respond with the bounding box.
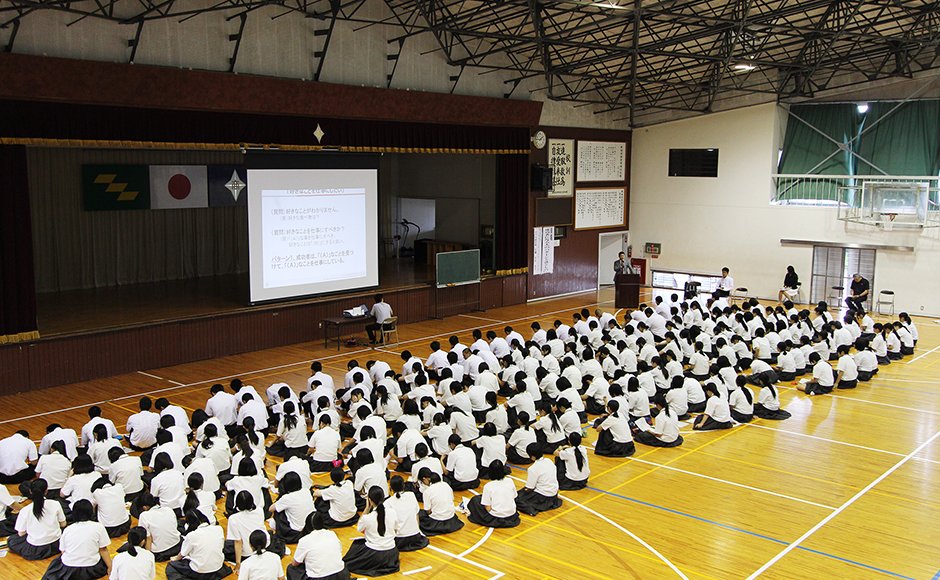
[883,213,897,231]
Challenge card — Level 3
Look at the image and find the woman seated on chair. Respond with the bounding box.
[778,266,800,303]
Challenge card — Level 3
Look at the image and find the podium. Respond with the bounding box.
[614,273,641,309]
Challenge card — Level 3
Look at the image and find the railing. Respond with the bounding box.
[772,174,940,206]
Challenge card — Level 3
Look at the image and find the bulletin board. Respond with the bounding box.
[574,187,626,230]
[576,140,627,182]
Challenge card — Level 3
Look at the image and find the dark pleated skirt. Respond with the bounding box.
[555,457,588,491]
[222,533,286,563]
[694,416,733,430]
[273,509,308,544]
[466,495,520,528]
[308,459,337,474]
[286,563,352,580]
[858,370,876,382]
[0,510,17,538]
[584,399,607,416]
[687,401,707,413]
[730,409,753,423]
[153,539,183,562]
[7,534,60,560]
[314,499,360,529]
[394,533,429,552]
[506,448,533,465]
[593,429,635,457]
[515,489,563,516]
[165,559,233,580]
[753,404,791,420]
[877,355,891,365]
[418,511,464,536]
[342,538,400,577]
[442,474,479,491]
[105,518,132,538]
[41,556,108,580]
[778,371,796,382]
[634,430,683,448]
[836,379,858,390]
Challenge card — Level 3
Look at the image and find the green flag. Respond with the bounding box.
[83,165,151,211]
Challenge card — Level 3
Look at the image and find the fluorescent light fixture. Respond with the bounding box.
[733,63,757,71]
[857,103,869,114]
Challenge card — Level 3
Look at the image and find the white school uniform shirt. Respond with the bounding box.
[93,482,129,527]
[508,427,538,456]
[600,413,633,443]
[476,435,507,467]
[225,510,268,557]
[227,474,268,514]
[108,454,144,494]
[757,387,780,411]
[410,457,445,492]
[684,378,706,405]
[837,355,859,381]
[854,350,878,372]
[370,300,393,324]
[60,520,110,567]
[482,478,518,518]
[139,505,181,553]
[81,417,119,447]
[205,391,239,426]
[790,347,807,371]
[275,490,316,532]
[384,491,421,538]
[636,372,656,398]
[308,426,341,463]
[646,410,680,443]
[526,457,559,497]
[320,480,358,523]
[237,399,269,430]
[306,376,337,410]
[294,529,346,578]
[812,360,835,387]
[238,551,283,580]
[62,472,101,507]
[728,388,753,414]
[109,548,157,580]
[354,462,389,497]
[427,424,453,456]
[358,505,399,552]
[151,469,186,510]
[0,432,38,476]
[36,453,72,490]
[484,405,510,434]
[665,388,688,416]
[531,329,547,346]
[627,390,650,418]
[423,480,457,520]
[15,500,66,546]
[276,455,312,491]
[40,427,80,459]
[450,410,479,442]
[195,438,232,475]
[426,349,450,371]
[126,411,161,449]
[160,405,191,434]
[704,395,731,423]
[180,523,226,574]
[777,351,796,374]
[752,337,771,360]
[445,446,479,482]
[558,446,590,482]
[89,438,123,473]
[185,456,221,495]
[450,342,468,362]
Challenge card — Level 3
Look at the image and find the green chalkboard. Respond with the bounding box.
[436,249,481,288]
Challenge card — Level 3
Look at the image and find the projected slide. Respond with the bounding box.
[248,167,379,303]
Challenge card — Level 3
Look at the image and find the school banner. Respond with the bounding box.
[82,165,151,211]
[149,165,209,209]
[207,165,248,207]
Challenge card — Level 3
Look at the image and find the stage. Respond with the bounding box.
[36,258,438,336]
[4,259,526,394]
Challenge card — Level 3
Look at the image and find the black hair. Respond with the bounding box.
[369,486,389,536]
[489,459,506,481]
[568,432,585,472]
[235,490,256,512]
[125,526,147,557]
[390,475,405,498]
[30,479,49,519]
[237,456,259,477]
[249,529,268,556]
[201,423,219,449]
[281,401,298,432]
[72,499,95,523]
[279,472,302,496]
[72,453,95,475]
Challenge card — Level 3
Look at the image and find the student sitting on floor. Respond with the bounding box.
[515,443,564,516]
[312,468,360,530]
[417,469,464,536]
[270,472,316,544]
[240,529,287,580]
[288,512,350,580]
[166,510,231,580]
[342,486,400,578]
[593,400,636,458]
[692,383,733,431]
[467,460,521,529]
[554,432,590,491]
[385,475,428,552]
[729,377,754,423]
[109,527,156,580]
[633,396,683,448]
[833,344,859,390]
[8,479,65,561]
[796,352,835,396]
[442,435,480,491]
[753,375,792,420]
[40,499,110,580]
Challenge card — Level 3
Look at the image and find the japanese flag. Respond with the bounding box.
[149,165,208,209]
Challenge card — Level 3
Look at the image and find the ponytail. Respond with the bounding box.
[368,486,387,536]
[569,433,585,472]
[741,386,753,404]
[30,479,48,519]
[126,527,146,557]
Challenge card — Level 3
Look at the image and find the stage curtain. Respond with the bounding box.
[854,100,940,176]
[0,144,40,343]
[495,154,528,273]
[28,148,248,292]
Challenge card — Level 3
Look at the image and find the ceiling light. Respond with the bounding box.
[733,64,757,71]
[857,103,869,114]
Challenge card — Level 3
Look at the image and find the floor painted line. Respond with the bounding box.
[507,466,915,579]
[870,377,940,385]
[931,567,940,580]
[744,427,940,580]
[507,475,689,580]
[900,343,940,364]
[779,385,940,416]
[458,314,504,323]
[458,527,494,558]
[426,545,504,580]
[403,566,433,575]
[167,380,185,386]
[137,371,165,380]
[627,458,837,510]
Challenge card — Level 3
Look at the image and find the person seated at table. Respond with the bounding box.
[365,294,394,345]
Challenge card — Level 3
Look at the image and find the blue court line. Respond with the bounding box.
[506,465,916,579]
[932,569,940,580]
[867,381,940,397]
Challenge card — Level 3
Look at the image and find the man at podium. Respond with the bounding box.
[614,252,635,275]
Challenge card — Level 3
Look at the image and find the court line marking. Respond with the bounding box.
[137,371,165,381]
[627,458,837,510]
[779,385,940,416]
[582,485,917,580]
[900,343,940,364]
[458,527,494,558]
[426,545,505,580]
[744,427,940,580]
[458,314,504,323]
[403,566,433,575]
[1,294,609,425]
[507,474,689,580]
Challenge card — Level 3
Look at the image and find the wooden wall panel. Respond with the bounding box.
[0,343,31,395]
[502,275,527,306]
[481,278,503,310]
[527,126,632,300]
[137,324,182,371]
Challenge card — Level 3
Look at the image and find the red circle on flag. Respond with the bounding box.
[167,174,192,200]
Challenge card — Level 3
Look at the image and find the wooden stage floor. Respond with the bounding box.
[35,259,435,336]
[4,288,940,580]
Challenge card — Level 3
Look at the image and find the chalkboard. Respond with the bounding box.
[436,249,481,288]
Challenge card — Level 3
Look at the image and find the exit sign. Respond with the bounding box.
[645,243,661,255]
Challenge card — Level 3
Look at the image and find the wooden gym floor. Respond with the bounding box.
[3,287,940,580]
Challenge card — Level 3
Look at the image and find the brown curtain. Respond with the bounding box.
[496,154,529,273]
[0,144,39,343]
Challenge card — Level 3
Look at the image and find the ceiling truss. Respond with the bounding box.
[2,0,939,125]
